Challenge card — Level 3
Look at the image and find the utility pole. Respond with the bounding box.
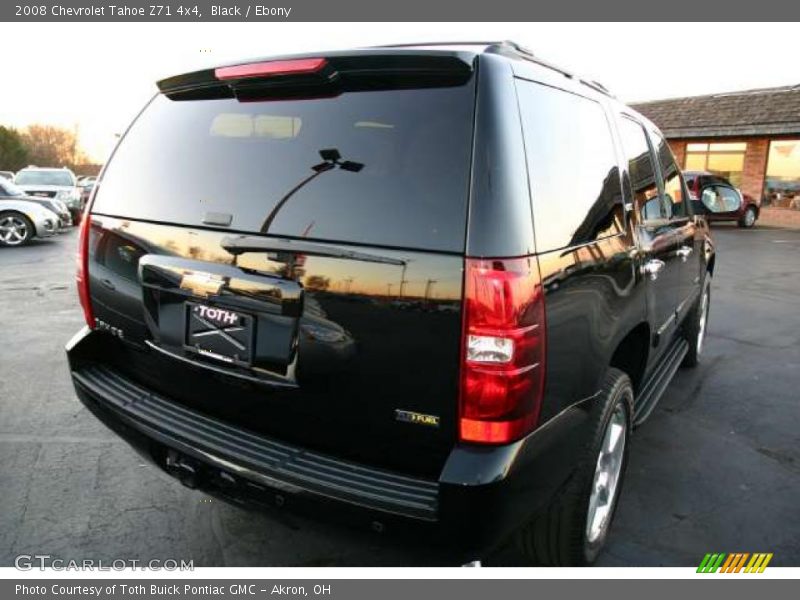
[423,279,437,301]
[398,263,408,298]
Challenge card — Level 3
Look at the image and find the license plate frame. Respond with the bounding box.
[184,302,255,367]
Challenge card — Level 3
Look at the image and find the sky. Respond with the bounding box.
[3,22,798,163]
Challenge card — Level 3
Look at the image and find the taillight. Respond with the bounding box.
[459,257,546,444]
[76,215,94,329]
[215,58,328,80]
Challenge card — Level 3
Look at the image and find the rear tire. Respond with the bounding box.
[738,206,757,228]
[682,276,711,368]
[516,368,632,566]
[0,211,34,247]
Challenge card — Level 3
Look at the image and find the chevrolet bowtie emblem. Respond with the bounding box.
[180,272,224,297]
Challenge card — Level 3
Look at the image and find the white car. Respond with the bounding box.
[0,197,59,246]
[14,167,81,225]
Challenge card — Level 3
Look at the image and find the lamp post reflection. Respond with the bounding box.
[260,148,364,234]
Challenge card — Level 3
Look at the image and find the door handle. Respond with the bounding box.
[676,245,693,262]
[641,259,666,281]
[100,278,116,291]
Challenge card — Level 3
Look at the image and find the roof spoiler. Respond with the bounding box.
[157,53,475,101]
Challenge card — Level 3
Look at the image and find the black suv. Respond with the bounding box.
[67,42,714,566]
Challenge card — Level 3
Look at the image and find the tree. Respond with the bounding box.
[0,126,30,171]
[305,275,331,291]
[21,124,89,168]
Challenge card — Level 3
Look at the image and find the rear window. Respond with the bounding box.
[94,83,476,252]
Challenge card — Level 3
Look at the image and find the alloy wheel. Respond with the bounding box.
[697,289,709,355]
[0,216,29,246]
[586,403,627,545]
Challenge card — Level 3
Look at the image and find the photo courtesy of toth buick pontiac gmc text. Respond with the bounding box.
[66,41,715,566]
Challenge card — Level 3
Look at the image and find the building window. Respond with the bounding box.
[684,142,747,187]
[764,140,800,209]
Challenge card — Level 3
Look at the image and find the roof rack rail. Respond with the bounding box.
[371,40,615,98]
[372,41,504,49]
[580,79,615,98]
[475,41,617,98]
[484,41,576,80]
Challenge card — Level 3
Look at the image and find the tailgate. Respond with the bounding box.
[86,218,464,477]
[85,58,475,477]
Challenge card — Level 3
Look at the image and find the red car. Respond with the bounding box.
[683,170,760,228]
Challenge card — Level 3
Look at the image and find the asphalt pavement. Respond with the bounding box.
[1,224,798,567]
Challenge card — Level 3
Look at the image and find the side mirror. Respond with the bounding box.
[642,196,663,221]
[701,185,742,214]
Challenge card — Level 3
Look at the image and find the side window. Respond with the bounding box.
[617,117,664,222]
[650,130,687,219]
[516,80,624,252]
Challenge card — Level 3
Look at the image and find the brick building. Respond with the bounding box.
[632,85,800,214]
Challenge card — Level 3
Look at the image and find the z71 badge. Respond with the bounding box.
[395,409,440,428]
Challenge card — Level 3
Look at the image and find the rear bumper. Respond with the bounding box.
[73,362,439,521]
[708,202,760,223]
[67,328,590,559]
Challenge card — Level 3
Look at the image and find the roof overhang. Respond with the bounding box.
[661,122,800,139]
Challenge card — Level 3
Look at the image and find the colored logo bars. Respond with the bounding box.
[697,553,773,573]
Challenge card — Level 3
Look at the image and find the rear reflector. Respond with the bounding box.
[215,58,328,81]
[459,257,546,444]
[76,214,94,329]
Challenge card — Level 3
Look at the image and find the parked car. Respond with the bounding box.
[66,42,715,566]
[14,166,81,225]
[0,170,15,180]
[0,192,59,246]
[0,177,72,231]
[683,170,759,228]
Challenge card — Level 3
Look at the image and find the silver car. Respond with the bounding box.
[14,166,80,226]
[0,177,72,231]
[0,196,59,246]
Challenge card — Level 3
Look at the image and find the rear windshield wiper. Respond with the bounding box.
[220,235,406,266]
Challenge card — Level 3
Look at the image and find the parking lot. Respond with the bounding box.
[1,225,799,567]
